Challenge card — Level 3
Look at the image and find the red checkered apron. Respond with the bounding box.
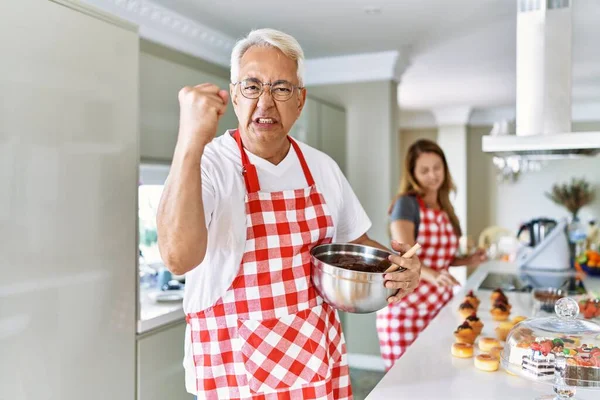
[186,130,352,400]
[376,196,458,369]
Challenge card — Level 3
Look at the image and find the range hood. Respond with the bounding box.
[482,131,600,159]
[482,0,600,159]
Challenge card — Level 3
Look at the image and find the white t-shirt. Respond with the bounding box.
[182,130,371,394]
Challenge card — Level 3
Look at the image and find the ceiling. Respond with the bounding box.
[152,0,600,110]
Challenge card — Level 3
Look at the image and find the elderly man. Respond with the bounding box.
[157,28,421,400]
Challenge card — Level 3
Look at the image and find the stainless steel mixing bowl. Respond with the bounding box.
[310,243,400,314]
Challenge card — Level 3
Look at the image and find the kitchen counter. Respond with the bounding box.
[366,261,600,400]
[138,289,184,334]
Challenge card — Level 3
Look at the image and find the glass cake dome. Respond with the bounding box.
[501,297,600,399]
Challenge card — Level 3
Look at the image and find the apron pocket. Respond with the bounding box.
[237,304,330,394]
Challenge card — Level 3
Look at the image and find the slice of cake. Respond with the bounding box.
[508,341,531,365]
[520,340,557,380]
[521,352,556,380]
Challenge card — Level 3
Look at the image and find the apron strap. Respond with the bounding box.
[289,138,315,187]
[233,129,261,193]
[416,195,426,210]
[233,129,315,193]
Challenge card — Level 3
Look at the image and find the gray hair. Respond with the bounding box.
[230,29,305,86]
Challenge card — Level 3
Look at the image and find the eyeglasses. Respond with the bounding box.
[233,78,303,101]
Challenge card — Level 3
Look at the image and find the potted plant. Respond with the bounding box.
[545,177,595,221]
[545,178,595,253]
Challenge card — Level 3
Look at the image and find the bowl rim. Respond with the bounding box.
[580,263,600,275]
[312,260,393,283]
[532,287,567,298]
[310,243,394,277]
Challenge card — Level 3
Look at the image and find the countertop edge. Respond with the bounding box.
[137,307,185,335]
[365,261,600,400]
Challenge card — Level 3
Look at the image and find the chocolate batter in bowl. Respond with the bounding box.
[320,253,392,273]
[309,243,405,313]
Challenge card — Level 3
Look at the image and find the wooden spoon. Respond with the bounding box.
[384,243,421,273]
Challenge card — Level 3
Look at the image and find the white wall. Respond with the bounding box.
[308,81,400,361]
[309,81,400,245]
[490,158,600,231]
[437,125,468,233]
[468,122,600,236]
[466,125,496,239]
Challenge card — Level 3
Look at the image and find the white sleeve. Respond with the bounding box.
[201,158,216,229]
[333,165,372,243]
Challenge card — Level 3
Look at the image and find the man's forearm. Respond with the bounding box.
[157,146,208,275]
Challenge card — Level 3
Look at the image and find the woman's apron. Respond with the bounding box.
[376,196,458,370]
[186,130,352,399]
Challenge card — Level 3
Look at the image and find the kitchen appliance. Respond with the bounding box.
[517,218,558,246]
[482,0,600,158]
[516,218,571,271]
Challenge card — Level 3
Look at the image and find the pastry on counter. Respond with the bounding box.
[522,355,555,379]
[493,297,512,311]
[479,337,501,352]
[458,300,476,319]
[451,342,474,358]
[512,327,535,342]
[474,354,500,372]
[489,345,504,359]
[490,288,507,302]
[454,321,477,344]
[578,297,600,319]
[558,335,581,349]
[464,290,480,309]
[512,315,527,325]
[565,349,600,385]
[566,346,600,368]
[465,313,484,335]
[490,302,511,321]
[521,341,557,380]
[506,341,533,366]
[496,321,515,341]
[529,339,564,356]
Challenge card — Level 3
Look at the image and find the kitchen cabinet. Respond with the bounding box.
[139,50,238,162]
[0,1,138,399]
[319,102,347,174]
[137,321,192,400]
[289,97,320,148]
[289,97,348,174]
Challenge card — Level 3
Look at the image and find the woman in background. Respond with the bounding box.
[376,139,486,370]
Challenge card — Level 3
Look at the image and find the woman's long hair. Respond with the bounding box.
[391,139,462,237]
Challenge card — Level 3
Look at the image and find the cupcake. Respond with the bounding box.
[464,290,480,310]
[465,313,484,335]
[495,321,515,341]
[458,300,476,319]
[454,321,477,344]
[491,288,508,303]
[493,298,512,312]
[489,345,504,359]
[490,302,510,321]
